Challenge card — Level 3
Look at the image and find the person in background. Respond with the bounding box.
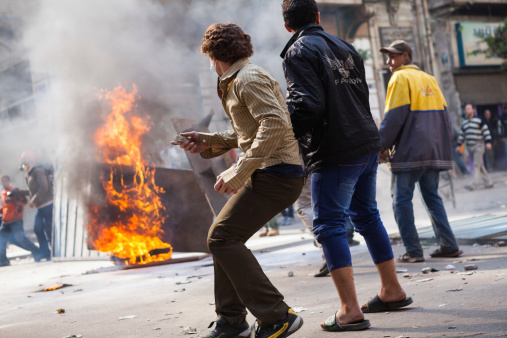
[20,152,54,261]
[500,106,507,170]
[174,23,304,338]
[0,175,40,266]
[259,216,280,237]
[483,109,496,171]
[457,103,494,190]
[452,127,471,177]
[281,205,294,225]
[282,1,411,332]
[378,40,463,263]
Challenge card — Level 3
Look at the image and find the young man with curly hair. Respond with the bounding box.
[280,0,412,332]
[172,23,304,338]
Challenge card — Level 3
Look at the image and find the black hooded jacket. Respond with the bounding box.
[281,24,382,174]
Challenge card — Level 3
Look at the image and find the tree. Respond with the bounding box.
[480,17,507,70]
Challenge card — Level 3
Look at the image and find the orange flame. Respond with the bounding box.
[88,84,172,265]
[44,283,63,291]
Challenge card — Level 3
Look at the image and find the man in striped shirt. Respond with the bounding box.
[457,103,494,190]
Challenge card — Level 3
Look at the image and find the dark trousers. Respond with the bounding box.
[34,203,53,259]
[207,171,303,327]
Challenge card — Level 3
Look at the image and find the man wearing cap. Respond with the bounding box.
[379,40,463,263]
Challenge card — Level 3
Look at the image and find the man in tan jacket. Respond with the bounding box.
[173,23,304,338]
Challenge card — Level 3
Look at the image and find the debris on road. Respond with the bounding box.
[457,271,474,276]
[183,326,197,334]
[396,269,408,273]
[56,308,65,314]
[288,271,294,277]
[444,265,456,270]
[118,315,137,320]
[464,264,478,271]
[416,278,433,282]
[446,287,463,292]
[293,307,307,313]
[176,280,192,285]
[63,335,82,338]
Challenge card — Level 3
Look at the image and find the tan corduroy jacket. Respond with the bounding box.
[199,58,301,190]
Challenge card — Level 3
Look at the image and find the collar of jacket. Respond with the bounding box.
[394,64,420,73]
[217,58,249,99]
[280,24,324,58]
[220,58,250,82]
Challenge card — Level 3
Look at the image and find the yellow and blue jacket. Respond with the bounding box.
[379,64,453,172]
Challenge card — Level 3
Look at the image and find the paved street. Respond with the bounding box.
[1,170,506,337]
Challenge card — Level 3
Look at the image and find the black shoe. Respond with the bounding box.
[254,308,303,338]
[204,317,251,338]
[314,262,330,277]
[430,248,463,258]
[348,239,360,247]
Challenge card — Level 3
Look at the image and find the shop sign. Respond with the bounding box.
[455,21,504,67]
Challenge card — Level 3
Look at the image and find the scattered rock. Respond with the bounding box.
[288,271,294,277]
[56,308,65,314]
[464,264,478,271]
[63,335,82,338]
[496,241,505,247]
[439,304,446,307]
[448,326,457,329]
[422,267,431,274]
[403,273,411,278]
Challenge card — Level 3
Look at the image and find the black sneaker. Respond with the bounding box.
[254,308,303,338]
[204,317,251,338]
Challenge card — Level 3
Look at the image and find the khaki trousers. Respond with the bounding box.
[468,142,493,188]
[207,170,303,326]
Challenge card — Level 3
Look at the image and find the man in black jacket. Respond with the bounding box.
[281,0,411,332]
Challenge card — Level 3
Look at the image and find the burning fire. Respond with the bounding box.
[87,84,172,265]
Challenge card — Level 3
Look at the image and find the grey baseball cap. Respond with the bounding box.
[379,40,412,58]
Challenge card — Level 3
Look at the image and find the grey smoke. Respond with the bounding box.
[0,0,289,197]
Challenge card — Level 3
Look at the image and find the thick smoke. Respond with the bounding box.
[1,0,290,197]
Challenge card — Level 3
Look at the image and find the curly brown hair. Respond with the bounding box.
[201,23,253,63]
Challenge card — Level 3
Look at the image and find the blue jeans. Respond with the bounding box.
[452,148,470,175]
[34,203,53,259]
[312,152,393,271]
[392,170,459,258]
[0,219,40,264]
